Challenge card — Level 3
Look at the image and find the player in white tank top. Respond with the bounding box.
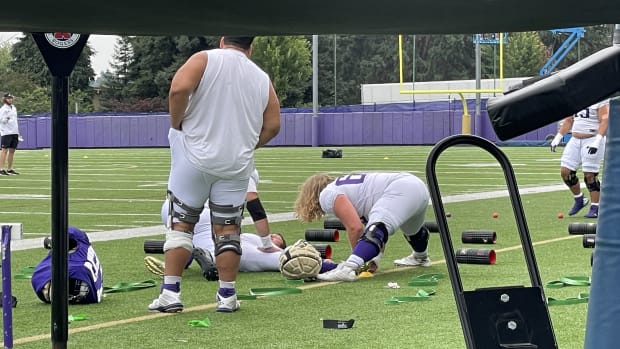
[550,99,609,219]
[295,172,431,282]
[149,37,280,314]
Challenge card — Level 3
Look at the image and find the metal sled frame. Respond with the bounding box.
[426,135,558,349]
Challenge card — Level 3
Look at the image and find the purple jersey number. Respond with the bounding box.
[335,174,366,186]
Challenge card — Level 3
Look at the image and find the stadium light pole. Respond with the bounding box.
[412,35,416,102]
[312,35,319,147]
[334,34,337,106]
[475,40,481,136]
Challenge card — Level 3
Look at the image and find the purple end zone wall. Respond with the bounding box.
[16,110,557,149]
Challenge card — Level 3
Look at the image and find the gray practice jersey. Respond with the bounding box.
[319,172,429,236]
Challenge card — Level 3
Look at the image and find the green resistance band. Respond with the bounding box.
[188,317,211,328]
[547,292,589,306]
[546,276,590,288]
[545,276,590,306]
[68,314,88,322]
[14,266,36,279]
[408,273,446,286]
[249,287,302,296]
[103,280,157,293]
[237,287,302,300]
[384,289,436,305]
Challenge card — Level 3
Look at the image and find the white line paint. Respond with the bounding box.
[7,185,567,251]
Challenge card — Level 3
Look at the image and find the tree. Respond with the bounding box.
[502,32,546,78]
[105,36,134,99]
[252,36,312,107]
[0,43,10,73]
[125,36,219,100]
[414,34,476,82]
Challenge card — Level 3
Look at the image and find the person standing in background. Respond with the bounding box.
[0,93,22,175]
[550,99,609,218]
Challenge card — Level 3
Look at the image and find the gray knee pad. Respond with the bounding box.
[208,201,244,227]
[163,229,193,252]
[214,233,242,256]
[165,190,203,228]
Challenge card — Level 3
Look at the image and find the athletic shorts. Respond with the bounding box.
[561,136,605,173]
[1,134,18,149]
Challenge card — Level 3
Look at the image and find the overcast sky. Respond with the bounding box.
[0,32,119,77]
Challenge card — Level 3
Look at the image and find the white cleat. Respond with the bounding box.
[216,293,240,313]
[394,253,432,267]
[317,262,358,282]
[148,289,183,313]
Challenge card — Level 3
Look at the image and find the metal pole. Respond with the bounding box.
[493,45,497,95]
[412,35,416,102]
[333,35,337,106]
[2,226,14,349]
[475,41,481,136]
[51,75,70,349]
[312,35,319,147]
[614,24,620,45]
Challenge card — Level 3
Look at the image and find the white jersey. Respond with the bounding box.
[180,48,270,178]
[319,172,429,236]
[561,100,609,173]
[0,103,18,136]
[571,99,609,135]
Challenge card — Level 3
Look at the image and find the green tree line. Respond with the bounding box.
[0,26,613,114]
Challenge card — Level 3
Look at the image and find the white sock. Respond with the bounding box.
[346,255,364,268]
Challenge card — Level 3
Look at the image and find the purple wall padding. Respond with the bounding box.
[17,110,557,149]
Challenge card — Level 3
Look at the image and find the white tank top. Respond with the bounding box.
[571,99,609,135]
[181,48,270,178]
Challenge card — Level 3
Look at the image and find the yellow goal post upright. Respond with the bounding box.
[397,34,505,134]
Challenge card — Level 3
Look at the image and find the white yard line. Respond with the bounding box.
[8,184,571,251]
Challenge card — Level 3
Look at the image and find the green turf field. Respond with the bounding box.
[0,145,594,348]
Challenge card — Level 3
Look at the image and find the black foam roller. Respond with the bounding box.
[323,217,345,230]
[487,45,620,140]
[305,229,339,242]
[312,244,332,259]
[455,248,496,265]
[423,221,439,233]
[144,239,165,254]
[461,230,496,244]
[583,234,596,248]
[568,222,597,235]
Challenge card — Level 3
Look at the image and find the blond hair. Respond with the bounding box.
[294,173,335,222]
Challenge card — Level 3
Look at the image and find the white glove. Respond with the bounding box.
[587,134,604,155]
[17,136,24,142]
[550,133,563,152]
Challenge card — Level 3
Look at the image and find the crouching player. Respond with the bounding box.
[294,172,432,282]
